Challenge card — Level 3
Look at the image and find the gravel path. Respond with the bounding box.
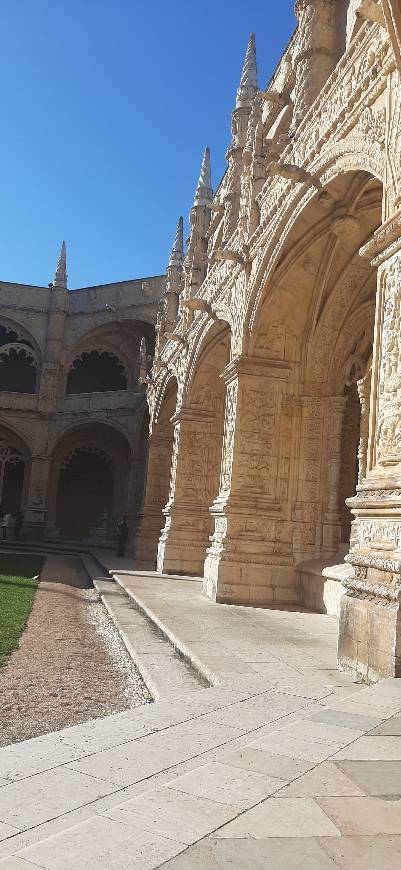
[0,555,152,747]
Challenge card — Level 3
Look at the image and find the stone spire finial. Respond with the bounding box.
[194,147,213,207]
[53,241,67,289]
[236,33,258,108]
[168,216,184,269]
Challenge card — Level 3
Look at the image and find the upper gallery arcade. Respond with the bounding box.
[137,0,401,682]
[0,241,165,541]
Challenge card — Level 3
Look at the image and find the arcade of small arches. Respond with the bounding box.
[0,320,153,399]
[0,418,148,540]
[61,321,154,398]
[66,351,128,395]
[138,169,380,610]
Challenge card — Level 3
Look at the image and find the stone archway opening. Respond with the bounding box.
[56,447,114,537]
[208,168,383,611]
[48,423,132,540]
[0,427,30,520]
[66,350,127,394]
[0,324,39,394]
[0,441,25,514]
[339,383,361,544]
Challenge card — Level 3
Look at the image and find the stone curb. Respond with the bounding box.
[113,572,220,689]
[91,575,159,703]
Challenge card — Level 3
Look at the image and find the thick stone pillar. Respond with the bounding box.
[203,357,299,605]
[292,0,338,128]
[23,455,50,539]
[157,407,223,575]
[136,431,174,563]
[339,216,401,679]
[292,396,324,562]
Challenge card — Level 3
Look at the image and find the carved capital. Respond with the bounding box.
[222,355,291,385]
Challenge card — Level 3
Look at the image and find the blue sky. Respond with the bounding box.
[1,1,296,289]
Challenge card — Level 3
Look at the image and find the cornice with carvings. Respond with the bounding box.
[255,24,390,240]
[152,18,394,398]
[198,23,391,320]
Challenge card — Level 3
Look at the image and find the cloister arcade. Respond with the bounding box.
[140,169,380,605]
[0,264,165,540]
[137,2,401,680]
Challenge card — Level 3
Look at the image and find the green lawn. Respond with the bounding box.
[0,554,45,667]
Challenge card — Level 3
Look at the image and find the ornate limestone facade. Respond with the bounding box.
[137,1,401,681]
[0,242,165,542]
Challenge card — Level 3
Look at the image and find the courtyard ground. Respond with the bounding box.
[0,555,43,668]
[1,559,401,869]
[0,555,151,747]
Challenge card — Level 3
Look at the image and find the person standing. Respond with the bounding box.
[2,512,12,541]
[116,515,128,558]
[14,512,23,540]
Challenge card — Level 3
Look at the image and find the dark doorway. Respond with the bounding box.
[56,448,114,537]
[340,384,361,543]
[0,444,25,514]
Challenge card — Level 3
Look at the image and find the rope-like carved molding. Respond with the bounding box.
[342,573,401,605]
[345,549,401,575]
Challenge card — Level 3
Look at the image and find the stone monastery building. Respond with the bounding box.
[0,244,165,540]
[4,0,401,683]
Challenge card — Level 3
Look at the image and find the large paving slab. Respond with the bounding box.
[1,562,401,869]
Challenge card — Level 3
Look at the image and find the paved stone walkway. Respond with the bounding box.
[90,571,206,700]
[0,565,401,869]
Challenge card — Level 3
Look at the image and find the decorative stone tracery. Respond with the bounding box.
[66,350,128,394]
[0,323,39,394]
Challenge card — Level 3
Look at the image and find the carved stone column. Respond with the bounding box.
[338,213,401,680]
[157,407,223,576]
[203,356,300,606]
[322,397,348,554]
[136,431,174,563]
[292,0,338,128]
[357,369,371,484]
